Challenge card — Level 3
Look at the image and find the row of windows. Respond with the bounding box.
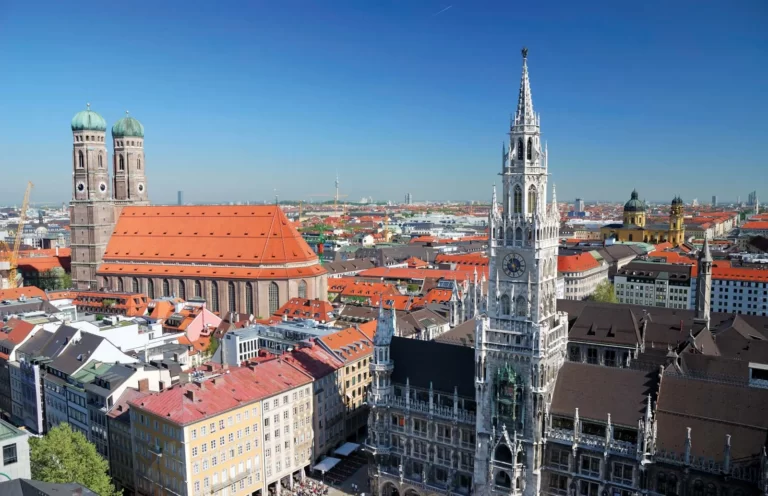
[108,278,308,315]
[75,134,104,142]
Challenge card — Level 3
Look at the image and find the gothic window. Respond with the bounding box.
[269,282,279,314]
[98,154,103,168]
[245,283,254,315]
[527,186,537,214]
[194,280,202,298]
[132,278,139,293]
[527,138,533,160]
[501,294,510,315]
[117,278,124,292]
[78,151,84,169]
[298,280,307,299]
[148,279,155,299]
[211,282,219,312]
[692,480,704,496]
[506,228,513,245]
[516,295,526,316]
[119,155,125,171]
[515,227,523,247]
[179,280,186,300]
[138,158,141,170]
[513,185,523,213]
[228,282,236,312]
[517,139,523,160]
[160,279,169,297]
[494,444,513,464]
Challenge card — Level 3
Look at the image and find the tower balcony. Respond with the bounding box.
[371,361,393,373]
[548,427,636,456]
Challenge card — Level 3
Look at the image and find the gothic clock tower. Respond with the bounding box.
[473,48,568,496]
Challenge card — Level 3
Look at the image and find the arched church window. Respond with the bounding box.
[98,154,103,168]
[527,186,537,214]
[516,295,526,316]
[517,139,523,160]
[138,158,141,170]
[132,278,139,293]
[501,294,510,315]
[269,282,279,314]
[148,279,155,299]
[506,228,513,245]
[211,282,219,312]
[245,283,254,315]
[527,138,532,160]
[228,282,236,312]
[162,279,170,297]
[194,280,202,298]
[179,280,186,300]
[78,151,84,169]
[298,280,307,299]
[119,155,125,171]
[515,227,523,247]
[117,278,124,292]
[513,185,523,214]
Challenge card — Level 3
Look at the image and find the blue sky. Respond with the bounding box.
[0,0,765,205]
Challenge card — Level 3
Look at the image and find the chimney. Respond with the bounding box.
[137,378,149,392]
[185,389,196,402]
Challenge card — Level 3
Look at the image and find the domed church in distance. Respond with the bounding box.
[70,105,328,316]
[599,190,686,245]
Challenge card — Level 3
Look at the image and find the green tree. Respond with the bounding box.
[206,335,220,356]
[30,423,121,496]
[589,280,618,304]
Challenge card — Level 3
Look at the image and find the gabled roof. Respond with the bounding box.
[0,318,36,359]
[568,304,641,347]
[0,286,48,301]
[557,253,601,273]
[100,206,322,270]
[318,327,372,363]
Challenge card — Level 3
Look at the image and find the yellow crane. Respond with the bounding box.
[1,182,34,288]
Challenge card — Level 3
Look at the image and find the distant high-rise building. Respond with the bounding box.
[692,198,699,207]
[404,193,413,205]
[574,198,584,213]
[177,190,184,205]
[712,195,717,206]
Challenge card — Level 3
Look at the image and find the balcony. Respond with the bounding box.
[389,396,476,424]
[548,428,636,456]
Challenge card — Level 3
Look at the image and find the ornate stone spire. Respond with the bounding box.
[551,183,557,216]
[514,47,536,126]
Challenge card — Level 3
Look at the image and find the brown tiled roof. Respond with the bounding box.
[656,374,768,459]
[551,362,654,427]
[568,304,641,347]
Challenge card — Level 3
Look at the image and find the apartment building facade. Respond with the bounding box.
[558,252,609,300]
[129,360,313,496]
[614,262,694,309]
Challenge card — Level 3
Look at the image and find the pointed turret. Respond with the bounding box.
[701,237,713,263]
[514,47,535,126]
[694,237,713,326]
[551,183,557,216]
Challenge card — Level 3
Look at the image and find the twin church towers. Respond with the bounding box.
[69,106,149,289]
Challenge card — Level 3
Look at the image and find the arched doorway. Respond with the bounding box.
[381,482,400,496]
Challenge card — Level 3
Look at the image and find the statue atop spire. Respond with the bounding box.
[514,47,535,127]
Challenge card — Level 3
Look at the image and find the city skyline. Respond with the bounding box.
[0,0,766,204]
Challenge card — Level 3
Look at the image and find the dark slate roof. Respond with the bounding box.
[617,261,692,283]
[397,308,448,337]
[550,362,654,427]
[38,324,79,358]
[48,333,106,375]
[656,374,768,460]
[0,479,97,496]
[434,319,475,348]
[324,260,376,275]
[389,336,474,397]
[16,330,54,357]
[679,353,749,383]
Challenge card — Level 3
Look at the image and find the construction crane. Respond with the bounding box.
[1,182,34,288]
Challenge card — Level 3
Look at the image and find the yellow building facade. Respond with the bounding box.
[130,362,313,496]
[600,190,685,245]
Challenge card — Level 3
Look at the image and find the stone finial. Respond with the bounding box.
[684,427,692,465]
[724,434,732,474]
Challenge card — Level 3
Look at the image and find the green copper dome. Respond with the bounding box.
[71,105,107,132]
[112,113,144,138]
[624,189,646,212]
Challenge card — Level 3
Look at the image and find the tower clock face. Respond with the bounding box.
[502,252,526,278]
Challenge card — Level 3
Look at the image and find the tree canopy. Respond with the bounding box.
[588,280,618,304]
[30,423,121,496]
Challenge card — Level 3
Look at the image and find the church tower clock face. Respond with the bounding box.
[502,252,526,278]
